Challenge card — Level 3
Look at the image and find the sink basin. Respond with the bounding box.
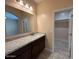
[30,32,38,36]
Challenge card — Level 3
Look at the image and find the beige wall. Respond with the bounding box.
[37,0,73,50]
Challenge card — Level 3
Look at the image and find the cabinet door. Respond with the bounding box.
[39,36,45,52]
[32,36,45,59]
[16,49,31,59]
[32,39,40,59]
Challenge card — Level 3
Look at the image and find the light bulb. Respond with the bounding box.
[25,4,29,8]
[30,6,33,10]
[18,0,24,5]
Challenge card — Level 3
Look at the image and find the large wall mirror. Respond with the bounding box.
[5,5,35,40]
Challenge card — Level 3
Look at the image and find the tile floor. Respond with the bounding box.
[37,49,70,59]
[53,51,70,59]
[37,38,70,59]
[37,49,53,59]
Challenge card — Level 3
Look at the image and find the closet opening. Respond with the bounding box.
[53,8,73,59]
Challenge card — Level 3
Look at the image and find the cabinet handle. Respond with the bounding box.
[6,55,16,58]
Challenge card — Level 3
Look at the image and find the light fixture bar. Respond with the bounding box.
[16,0,33,10]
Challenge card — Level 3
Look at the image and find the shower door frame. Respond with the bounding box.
[52,7,73,59]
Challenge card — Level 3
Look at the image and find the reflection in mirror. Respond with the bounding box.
[5,11,30,37]
[23,17,30,32]
[5,12,19,36]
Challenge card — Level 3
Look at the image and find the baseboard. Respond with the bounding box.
[45,48,53,53]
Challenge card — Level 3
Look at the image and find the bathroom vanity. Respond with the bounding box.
[5,33,45,59]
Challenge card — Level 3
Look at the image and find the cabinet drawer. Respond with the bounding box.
[32,36,45,46]
[32,39,40,46]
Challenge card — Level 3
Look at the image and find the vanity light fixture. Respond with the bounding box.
[16,0,33,10]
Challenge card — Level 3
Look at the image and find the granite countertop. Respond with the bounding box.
[5,33,45,55]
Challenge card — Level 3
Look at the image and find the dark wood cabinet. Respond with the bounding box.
[32,36,45,59]
[31,40,40,59]
[6,44,31,59]
[6,36,45,59]
[16,49,31,59]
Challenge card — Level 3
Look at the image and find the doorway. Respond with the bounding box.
[53,8,72,59]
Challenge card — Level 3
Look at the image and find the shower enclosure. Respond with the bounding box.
[53,8,72,59]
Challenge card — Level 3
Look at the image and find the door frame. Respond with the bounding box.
[69,10,73,59]
[52,7,73,58]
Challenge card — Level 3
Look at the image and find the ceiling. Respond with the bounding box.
[34,0,45,4]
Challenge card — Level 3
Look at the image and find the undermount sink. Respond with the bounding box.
[30,32,38,36]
